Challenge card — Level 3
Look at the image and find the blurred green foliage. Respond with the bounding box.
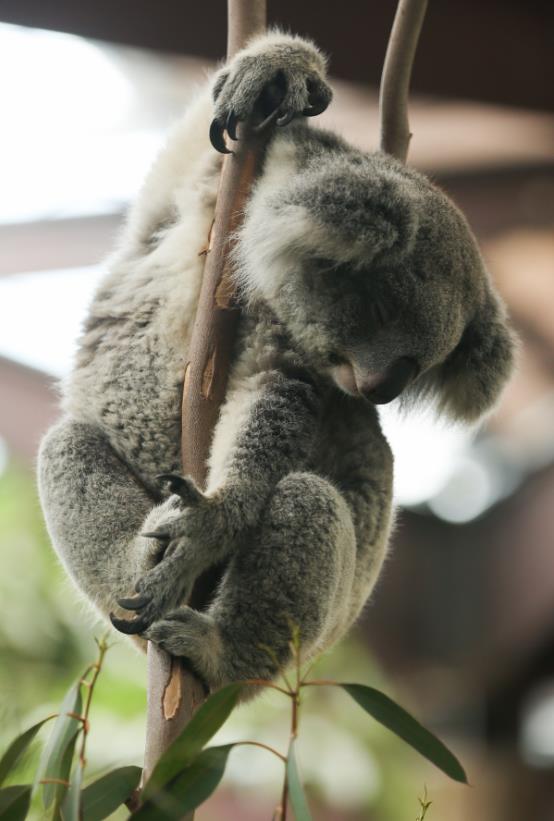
[0,461,431,820]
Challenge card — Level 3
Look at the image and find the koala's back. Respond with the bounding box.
[64,92,224,480]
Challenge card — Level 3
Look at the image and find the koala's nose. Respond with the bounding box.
[355,357,419,404]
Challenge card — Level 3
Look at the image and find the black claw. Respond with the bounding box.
[156,473,181,483]
[252,106,281,133]
[110,612,149,635]
[209,119,232,154]
[156,473,190,496]
[156,473,203,505]
[142,530,170,542]
[276,110,295,127]
[117,595,150,611]
[226,110,240,141]
[303,99,328,118]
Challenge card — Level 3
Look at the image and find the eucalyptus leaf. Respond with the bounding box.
[135,744,234,820]
[61,762,83,821]
[340,683,467,784]
[0,784,31,821]
[37,682,83,808]
[51,731,81,817]
[81,766,142,821]
[0,717,55,787]
[142,683,241,799]
[286,739,312,821]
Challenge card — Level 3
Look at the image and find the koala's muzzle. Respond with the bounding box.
[356,356,419,404]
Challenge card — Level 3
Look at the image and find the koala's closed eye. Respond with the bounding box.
[312,257,339,273]
[327,352,347,365]
[368,298,389,327]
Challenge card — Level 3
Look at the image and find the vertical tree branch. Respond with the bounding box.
[379,0,428,162]
[142,0,268,799]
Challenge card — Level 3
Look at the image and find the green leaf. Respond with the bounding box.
[0,717,55,787]
[286,739,312,821]
[0,785,32,820]
[37,682,83,808]
[51,731,81,817]
[81,766,142,821]
[134,745,234,820]
[142,683,241,799]
[340,683,467,784]
[61,762,83,821]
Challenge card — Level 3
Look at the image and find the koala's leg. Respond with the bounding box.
[38,419,165,621]
[145,471,357,690]
[116,370,323,633]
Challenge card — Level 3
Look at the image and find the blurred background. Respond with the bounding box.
[0,1,553,818]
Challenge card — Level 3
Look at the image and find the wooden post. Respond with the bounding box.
[379,0,428,162]
[142,0,268,798]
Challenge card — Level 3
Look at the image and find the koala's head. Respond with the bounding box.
[237,142,515,423]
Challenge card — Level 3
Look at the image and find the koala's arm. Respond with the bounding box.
[117,31,331,260]
[112,371,322,633]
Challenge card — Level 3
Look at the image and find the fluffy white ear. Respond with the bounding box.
[234,202,316,302]
[430,293,516,422]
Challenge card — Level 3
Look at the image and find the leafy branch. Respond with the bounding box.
[416,785,432,820]
[0,631,465,820]
[0,634,141,821]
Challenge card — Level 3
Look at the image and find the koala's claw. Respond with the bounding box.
[276,110,295,128]
[109,612,150,635]
[156,473,204,505]
[252,106,282,134]
[303,99,328,117]
[111,588,155,634]
[226,110,241,141]
[141,530,170,542]
[303,79,330,117]
[116,593,150,611]
[209,119,232,155]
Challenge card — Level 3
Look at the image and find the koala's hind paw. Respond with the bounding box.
[210,47,332,153]
[145,608,226,691]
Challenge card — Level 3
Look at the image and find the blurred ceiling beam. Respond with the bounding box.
[1,0,552,110]
[0,214,121,277]
[2,163,552,278]
[0,356,59,462]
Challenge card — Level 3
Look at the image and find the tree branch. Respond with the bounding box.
[142,0,268,802]
[379,0,428,162]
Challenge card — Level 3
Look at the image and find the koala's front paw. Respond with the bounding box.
[210,38,332,153]
[111,474,233,635]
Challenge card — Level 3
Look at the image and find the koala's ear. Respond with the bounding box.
[433,295,516,423]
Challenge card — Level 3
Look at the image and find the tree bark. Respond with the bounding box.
[142,0,268,798]
[379,0,428,162]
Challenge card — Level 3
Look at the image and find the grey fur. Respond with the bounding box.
[38,32,514,692]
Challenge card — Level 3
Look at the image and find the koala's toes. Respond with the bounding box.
[254,72,332,133]
[145,608,225,690]
[111,551,194,637]
[210,64,331,153]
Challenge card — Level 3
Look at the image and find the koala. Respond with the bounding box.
[38,31,515,692]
